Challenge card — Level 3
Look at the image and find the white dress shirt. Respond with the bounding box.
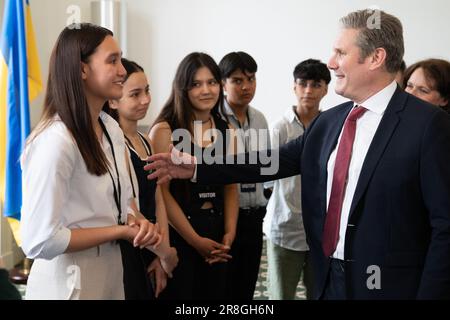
[327,81,397,260]
[263,107,308,251]
[21,112,134,260]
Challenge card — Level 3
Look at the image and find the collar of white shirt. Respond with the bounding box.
[353,80,398,115]
[288,106,321,127]
[288,106,301,124]
[223,98,252,121]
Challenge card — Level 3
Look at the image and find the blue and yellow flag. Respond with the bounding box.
[0,0,42,245]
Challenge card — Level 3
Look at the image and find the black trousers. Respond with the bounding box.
[119,240,156,300]
[161,208,227,300]
[226,207,266,300]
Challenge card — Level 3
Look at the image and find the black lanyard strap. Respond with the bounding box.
[228,109,250,129]
[124,133,148,199]
[99,118,123,225]
[228,109,250,153]
[124,143,137,199]
[124,132,151,157]
[124,132,154,200]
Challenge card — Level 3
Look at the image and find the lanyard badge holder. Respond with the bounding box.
[234,111,256,193]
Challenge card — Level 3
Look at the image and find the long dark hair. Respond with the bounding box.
[105,58,144,122]
[152,52,224,134]
[29,23,113,175]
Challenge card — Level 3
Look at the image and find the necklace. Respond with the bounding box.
[193,116,212,124]
[193,116,215,144]
[193,116,213,130]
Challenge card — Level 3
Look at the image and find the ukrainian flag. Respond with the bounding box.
[0,0,42,245]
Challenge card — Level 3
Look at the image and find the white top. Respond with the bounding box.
[327,81,397,260]
[263,107,308,251]
[21,112,134,260]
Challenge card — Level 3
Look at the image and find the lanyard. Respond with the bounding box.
[99,118,123,225]
[236,109,250,129]
[228,109,250,153]
[232,110,258,195]
[124,132,151,157]
[124,132,151,198]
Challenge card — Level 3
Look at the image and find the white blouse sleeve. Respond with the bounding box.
[20,125,75,260]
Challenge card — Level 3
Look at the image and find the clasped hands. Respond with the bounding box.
[195,232,234,265]
[125,214,178,277]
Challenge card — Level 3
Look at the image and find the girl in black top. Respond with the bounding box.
[150,52,239,299]
[108,58,177,299]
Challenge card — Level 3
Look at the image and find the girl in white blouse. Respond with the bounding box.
[20,24,172,299]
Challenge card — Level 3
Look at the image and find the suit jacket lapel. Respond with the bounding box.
[348,87,408,221]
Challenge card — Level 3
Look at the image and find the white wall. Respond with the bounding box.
[3,0,450,128]
[127,0,450,127]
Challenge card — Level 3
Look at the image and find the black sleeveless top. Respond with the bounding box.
[169,113,229,214]
[125,132,156,223]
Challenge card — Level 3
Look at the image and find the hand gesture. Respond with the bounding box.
[145,144,197,184]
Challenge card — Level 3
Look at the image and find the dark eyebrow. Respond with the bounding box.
[194,78,216,82]
[129,88,142,93]
[129,85,150,93]
[106,51,122,60]
[244,72,256,79]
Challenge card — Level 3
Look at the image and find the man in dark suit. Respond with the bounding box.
[146,10,450,299]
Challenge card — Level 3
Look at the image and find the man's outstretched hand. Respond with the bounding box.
[145,144,196,184]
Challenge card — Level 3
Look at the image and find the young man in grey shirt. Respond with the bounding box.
[219,52,270,300]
